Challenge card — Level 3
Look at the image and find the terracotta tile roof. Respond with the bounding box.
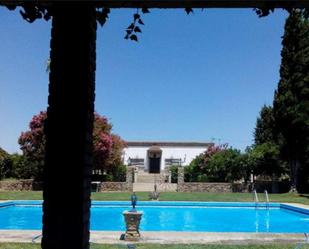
[126,141,213,147]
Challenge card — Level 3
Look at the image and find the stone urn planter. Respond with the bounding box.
[123,211,143,241]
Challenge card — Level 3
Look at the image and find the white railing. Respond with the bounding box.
[254,189,271,209]
[32,234,42,243]
[253,189,259,209]
[264,190,270,209]
[294,233,309,249]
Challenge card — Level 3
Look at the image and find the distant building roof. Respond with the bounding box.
[148,146,162,152]
[126,141,213,147]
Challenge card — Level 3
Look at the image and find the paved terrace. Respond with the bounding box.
[0,231,307,244]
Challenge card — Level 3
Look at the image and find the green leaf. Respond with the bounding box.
[185,8,193,15]
[103,8,110,15]
[130,34,138,42]
[138,19,144,25]
[6,5,16,10]
[142,8,150,14]
[134,13,140,21]
[96,8,110,26]
[43,13,51,21]
[134,26,142,33]
[127,23,135,30]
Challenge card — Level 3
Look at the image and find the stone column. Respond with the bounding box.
[126,166,134,192]
[177,166,184,192]
[168,171,172,183]
[42,4,96,249]
[134,167,138,183]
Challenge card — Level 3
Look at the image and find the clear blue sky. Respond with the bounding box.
[0,8,288,153]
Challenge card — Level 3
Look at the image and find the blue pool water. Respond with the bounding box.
[0,201,308,233]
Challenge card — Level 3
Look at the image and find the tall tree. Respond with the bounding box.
[253,105,287,180]
[273,10,309,192]
[0,147,10,179]
[254,105,276,145]
[0,147,8,160]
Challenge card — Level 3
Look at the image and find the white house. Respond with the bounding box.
[123,141,213,173]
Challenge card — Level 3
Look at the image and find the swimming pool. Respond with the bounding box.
[0,201,308,233]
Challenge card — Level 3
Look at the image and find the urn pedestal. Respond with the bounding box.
[123,211,143,241]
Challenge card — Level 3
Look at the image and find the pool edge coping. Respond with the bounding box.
[0,230,308,244]
[1,199,309,208]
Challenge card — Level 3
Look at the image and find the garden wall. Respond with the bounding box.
[98,166,135,192]
[231,183,250,192]
[176,182,289,193]
[177,182,232,192]
[254,181,290,193]
[0,179,42,191]
[157,183,177,192]
[99,182,129,192]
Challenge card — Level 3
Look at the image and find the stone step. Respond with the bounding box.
[137,173,160,176]
[133,183,177,192]
[136,172,157,175]
[136,176,155,183]
[135,174,166,183]
[137,172,162,176]
[133,183,156,192]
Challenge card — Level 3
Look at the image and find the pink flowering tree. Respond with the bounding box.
[200,144,228,167]
[185,144,227,182]
[19,111,126,180]
[18,111,47,180]
[93,113,113,172]
[92,114,127,180]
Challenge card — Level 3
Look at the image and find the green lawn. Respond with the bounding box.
[0,244,309,249]
[0,191,308,205]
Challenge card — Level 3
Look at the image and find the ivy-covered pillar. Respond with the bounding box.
[42,4,96,249]
[177,166,184,192]
[126,166,134,191]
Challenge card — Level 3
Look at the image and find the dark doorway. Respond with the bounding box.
[149,157,161,173]
[147,146,162,173]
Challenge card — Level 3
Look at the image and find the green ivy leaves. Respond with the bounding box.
[185,8,193,15]
[125,8,150,42]
[96,8,110,26]
[2,2,309,42]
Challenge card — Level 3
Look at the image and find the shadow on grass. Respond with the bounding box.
[299,194,309,199]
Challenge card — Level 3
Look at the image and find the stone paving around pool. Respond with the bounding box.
[90,232,308,244]
[0,230,307,244]
[283,203,309,210]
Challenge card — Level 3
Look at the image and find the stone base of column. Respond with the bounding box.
[123,211,143,241]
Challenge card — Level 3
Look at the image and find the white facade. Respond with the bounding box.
[123,141,212,172]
